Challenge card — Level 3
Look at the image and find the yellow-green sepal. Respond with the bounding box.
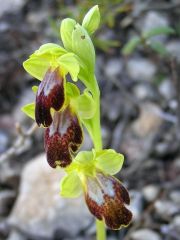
[60,18,76,51]
[60,171,82,198]
[95,149,124,175]
[21,102,35,120]
[57,53,80,81]
[23,43,67,80]
[72,24,95,73]
[23,55,51,81]
[82,5,100,35]
[34,43,67,56]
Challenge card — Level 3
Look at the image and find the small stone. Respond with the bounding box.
[133,83,154,100]
[129,191,143,221]
[130,229,161,240]
[0,0,26,17]
[127,58,156,82]
[170,191,180,205]
[142,185,160,202]
[9,154,92,239]
[154,200,179,219]
[172,215,180,229]
[7,230,26,240]
[132,103,162,138]
[159,79,175,100]
[0,130,9,153]
[166,41,180,63]
[105,58,122,78]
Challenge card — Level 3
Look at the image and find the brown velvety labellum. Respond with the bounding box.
[85,173,132,230]
[35,67,65,127]
[44,107,83,168]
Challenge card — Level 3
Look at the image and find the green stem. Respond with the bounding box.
[90,75,106,240]
[96,220,106,240]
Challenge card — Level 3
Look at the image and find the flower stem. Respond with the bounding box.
[96,220,106,240]
[90,75,106,240]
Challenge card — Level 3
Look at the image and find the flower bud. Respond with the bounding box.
[82,5,100,34]
[60,18,76,51]
[72,24,95,72]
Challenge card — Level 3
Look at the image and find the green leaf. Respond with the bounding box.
[72,24,95,72]
[32,86,38,94]
[21,102,35,120]
[149,41,168,56]
[60,18,76,51]
[76,89,96,119]
[95,149,124,175]
[57,53,80,81]
[82,5,100,35]
[142,26,175,39]
[60,171,82,198]
[23,55,50,80]
[122,36,141,55]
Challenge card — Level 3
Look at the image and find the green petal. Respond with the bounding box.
[57,53,80,81]
[23,55,50,80]
[75,151,94,165]
[21,102,35,120]
[60,171,82,198]
[82,5,100,34]
[66,82,80,98]
[72,24,95,72]
[95,149,124,175]
[76,89,96,119]
[60,18,76,51]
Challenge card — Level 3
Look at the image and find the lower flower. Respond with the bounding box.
[85,172,132,229]
[60,150,132,229]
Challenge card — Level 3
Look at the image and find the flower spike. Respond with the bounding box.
[44,107,83,168]
[35,67,65,127]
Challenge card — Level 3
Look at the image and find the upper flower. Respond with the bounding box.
[60,149,132,229]
[35,67,65,127]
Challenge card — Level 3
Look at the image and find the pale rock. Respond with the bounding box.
[105,58,122,78]
[129,191,143,221]
[154,200,179,219]
[132,103,162,138]
[0,0,26,17]
[166,41,180,62]
[130,228,161,240]
[0,130,9,153]
[172,215,180,229]
[127,58,156,82]
[9,154,92,239]
[133,83,151,100]
[159,79,175,100]
[170,191,180,205]
[142,185,160,202]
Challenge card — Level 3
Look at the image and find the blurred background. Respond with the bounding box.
[0,0,180,239]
